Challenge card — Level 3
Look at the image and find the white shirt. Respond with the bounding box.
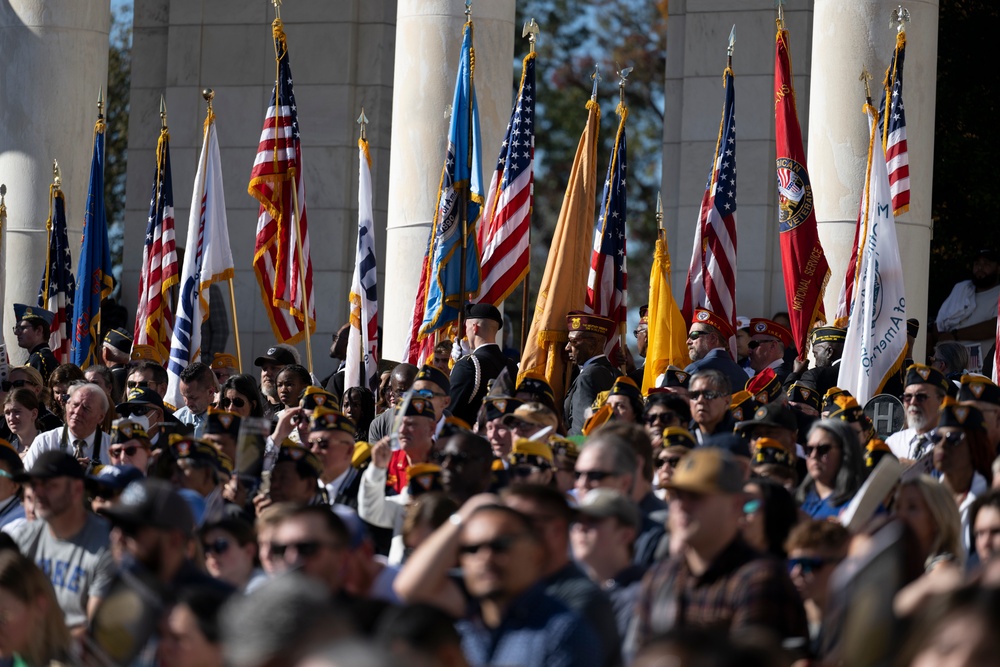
[357,465,410,565]
[957,471,989,554]
[322,466,354,504]
[24,426,111,469]
[886,427,934,460]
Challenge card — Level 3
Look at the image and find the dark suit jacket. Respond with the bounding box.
[448,344,518,426]
[27,343,58,384]
[564,356,621,436]
[684,348,750,394]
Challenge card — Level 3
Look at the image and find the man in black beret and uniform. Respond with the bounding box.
[12,304,58,382]
[448,303,518,427]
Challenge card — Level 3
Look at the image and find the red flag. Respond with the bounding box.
[774,26,830,358]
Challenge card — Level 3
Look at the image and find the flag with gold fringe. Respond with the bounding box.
[519,99,601,406]
[71,110,114,369]
[643,226,688,394]
[38,181,76,363]
[774,23,830,359]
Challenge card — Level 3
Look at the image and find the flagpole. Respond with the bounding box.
[457,0,474,338]
[517,18,539,356]
[43,161,60,303]
[616,66,631,374]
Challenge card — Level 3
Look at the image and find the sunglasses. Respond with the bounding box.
[110,445,144,458]
[219,396,246,409]
[126,380,152,390]
[575,470,616,483]
[902,392,930,404]
[689,390,726,402]
[458,533,525,556]
[686,331,712,341]
[633,328,648,338]
[655,456,682,470]
[0,379,29,392]
[414,388,447,399]
[748,339,778,349]
[787,556,836,575]
[804,444,835,458]
[510,465,545,478]
[644,412,677,426]
[743,499,762,514]
[123,405,153,417]
[269,540,338,559]
[202,538,231,556]
[932,431,966,447]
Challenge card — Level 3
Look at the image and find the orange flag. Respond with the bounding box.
[519,100,601,407]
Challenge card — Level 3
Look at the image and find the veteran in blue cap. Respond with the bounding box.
[448,303,520,428]
[12,303,58,381]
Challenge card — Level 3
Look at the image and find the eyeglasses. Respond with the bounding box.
[269,540,339,560]
[932,431,966,447]
[0,470,12,480]
[902,392,931,404]
[655,456,682,470]
[123,405,152,417]
[510,465,545,478]
[644,412,677,426]
[575,469,617,483]
[203,538,231,556]
[689,390,726,402]
[458,533,526,556]
[110,445,144,458]
[686,331,712,341]
[747,339,778,350]
[633,327,648,338]
[220,396,247,409]
[126,380,151,390]
[11,324,32,333]
[804,444,835,458]
[788,556,836,575]
[743,499,762,515]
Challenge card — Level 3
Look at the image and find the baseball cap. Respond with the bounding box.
[502,403,559,431]
[99,478,196,535]
[663,448,744,495]
[14,450,84,482]
[576,488,641,530]
[86,465,146,494]
[254,345,297,367]
[116,386,165,415]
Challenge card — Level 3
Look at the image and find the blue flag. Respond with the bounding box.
[419,20,483,335]
[71,118,113,368]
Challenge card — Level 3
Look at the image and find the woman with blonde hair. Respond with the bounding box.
[894,475,965,570]
[0,550,72,665]
[4,366,61,433]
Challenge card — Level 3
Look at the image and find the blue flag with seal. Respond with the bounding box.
[419,19,484,335]
[71,113,113,369]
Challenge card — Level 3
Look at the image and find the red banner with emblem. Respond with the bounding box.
[774,27,830,359]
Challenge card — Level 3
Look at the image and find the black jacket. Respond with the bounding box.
[564,356,621,436]
[448,343,518,426]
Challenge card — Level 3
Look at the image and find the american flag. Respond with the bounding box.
[249,19,314,344]
[683,67,738,341]
[879,31,910,216]
[476,52,535,306]
[585,104,628,354]
[37,185,76,363]
[134,127,178,363]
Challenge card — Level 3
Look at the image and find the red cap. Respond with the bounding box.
[692,308,734,340]
[749,318,792,347]
[566,311,616,340]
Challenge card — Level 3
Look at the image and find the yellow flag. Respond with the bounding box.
[519,100,601,407]
[642,229,689,394]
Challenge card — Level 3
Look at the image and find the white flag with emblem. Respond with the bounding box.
[345,136,380,393]
[837,106,907,403]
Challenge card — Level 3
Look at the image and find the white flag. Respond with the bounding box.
[166,112,235,408]
[837,107,907,403]
[345,138,380,393]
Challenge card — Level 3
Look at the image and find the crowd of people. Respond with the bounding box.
[2,288,1000,667]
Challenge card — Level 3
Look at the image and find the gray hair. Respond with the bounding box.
[583,433,638,477]
[796,418,866,507]
[689,368,731,395]
[68,382,109,414]
[933,341,969,376]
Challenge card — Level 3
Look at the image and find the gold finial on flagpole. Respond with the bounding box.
[272,0,281,20]
[202,88,215,112]
[860,67,874,105]
[892,5,910,33]
[97,87,105,120]
[357,108,369,141]
[160,94,168,129]
[616,64,633,107]
[590,64,602,102]
[656,192,664,230]
[522,18,539,54]
[52,160,61,188]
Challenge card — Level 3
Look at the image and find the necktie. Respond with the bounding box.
[73,439,87,459]
[911,433,930,460]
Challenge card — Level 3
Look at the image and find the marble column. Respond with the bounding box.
[0,1,110,364]
[808,0,939,361]
[382,0,515,360]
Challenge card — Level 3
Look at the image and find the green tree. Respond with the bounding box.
[106,5,132,297]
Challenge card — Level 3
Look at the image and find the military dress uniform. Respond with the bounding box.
[448,304,519,426]
[13,304,58,382]
[563,311,621,436]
